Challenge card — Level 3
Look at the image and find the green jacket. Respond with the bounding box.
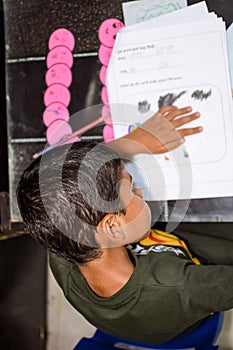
[49,230,233,344]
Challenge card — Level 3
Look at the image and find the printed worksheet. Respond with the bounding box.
[107,5,233,200]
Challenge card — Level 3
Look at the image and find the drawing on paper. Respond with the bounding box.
[158,91,186,108]
[136,2,186,23]
[122,85,226,165]
[191,89,212,101]
[138,100,151,113]
[122,0,187,26]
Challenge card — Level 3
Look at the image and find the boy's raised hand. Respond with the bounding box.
[108,105,203,156]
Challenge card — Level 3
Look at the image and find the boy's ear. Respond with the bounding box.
[96,213,126,246]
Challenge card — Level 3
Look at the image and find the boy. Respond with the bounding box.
[17,105,233,344]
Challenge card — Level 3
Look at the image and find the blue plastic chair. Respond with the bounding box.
[73,312,224,350]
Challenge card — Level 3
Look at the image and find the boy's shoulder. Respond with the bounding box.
[49,252,74,289]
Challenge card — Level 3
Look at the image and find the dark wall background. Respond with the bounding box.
[0,235,47,350]
[0,1,8,192]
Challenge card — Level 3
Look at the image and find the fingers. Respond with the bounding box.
[158,106,202,134]
[167,125,203,144]
[164,122,203,144]
[172,111,201,128]
[159,106,192,121]
[156,105,178,117]
[178,126,203,138]
[159,125,203,153]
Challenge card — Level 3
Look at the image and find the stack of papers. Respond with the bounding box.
[106,2,233,201]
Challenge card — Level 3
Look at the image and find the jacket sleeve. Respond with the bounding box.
[151,253,233,320]
[181,262,233,317]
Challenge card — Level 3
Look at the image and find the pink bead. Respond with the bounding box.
[101,86,109,105]
[45,63,72,87]
[46,119,73,145]
[98,19,124,48]
[99,65,107,85]
[98,45,113,66]
[48,28,75,51]
[43,102,69,127]
[101,105,112,124]
[46,46,74,68]
[103,124,114,142]
[44,84,71,107]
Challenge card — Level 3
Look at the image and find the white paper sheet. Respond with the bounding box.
[107,5,233,201]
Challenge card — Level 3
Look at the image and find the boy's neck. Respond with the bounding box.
[77,245,134,298]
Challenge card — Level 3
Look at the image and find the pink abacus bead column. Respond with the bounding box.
[42,28,78,149]
[98,19,124,144]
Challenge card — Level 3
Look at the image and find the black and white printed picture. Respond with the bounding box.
[124,85,226,164]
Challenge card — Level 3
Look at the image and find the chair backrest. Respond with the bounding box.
[73,312,224,350]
